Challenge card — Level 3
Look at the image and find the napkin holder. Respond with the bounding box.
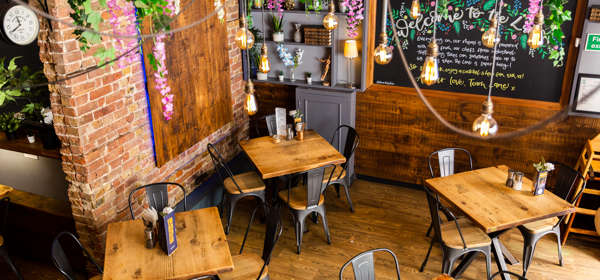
[157,210,178,255]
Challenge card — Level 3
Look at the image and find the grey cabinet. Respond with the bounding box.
[295,87,356,180]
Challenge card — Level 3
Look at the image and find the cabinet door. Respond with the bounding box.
[296,87,356,179]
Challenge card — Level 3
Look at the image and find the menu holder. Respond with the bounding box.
[533,171,548,196]
[275,107,287,136]
[157,210,178,255]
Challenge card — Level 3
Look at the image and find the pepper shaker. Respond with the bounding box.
[145,227,155,249]
[506,169,515,188]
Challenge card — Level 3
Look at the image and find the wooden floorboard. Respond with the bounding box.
[225,179,600,280]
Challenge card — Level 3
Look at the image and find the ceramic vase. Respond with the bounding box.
[293,24,302,43]
[273,32,284,42]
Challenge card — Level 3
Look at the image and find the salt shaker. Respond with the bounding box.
[513,172,524,191]
[506,169,515,188]
[286,124,294,140]
[145,227,155,249]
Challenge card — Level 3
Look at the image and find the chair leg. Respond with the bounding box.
[420,239,435,272]
[485,247,492,280]
[522,239,538,278]
[226,195,241,235]
[295,215,305,254]
[0,247,23,280]
[240,203,260,254]
[342,183,355,213]
[426,222,433,237]
[556,231,563,266]
[318,207,331,244]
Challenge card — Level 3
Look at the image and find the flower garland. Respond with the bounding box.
[341,0,364,38]
[214,0,225,23]
[106,0,138,68]
[523,0,541,33]
[152,0,178,120]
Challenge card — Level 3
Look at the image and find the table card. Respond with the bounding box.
[275,107,287,136]
[158,208,177,255]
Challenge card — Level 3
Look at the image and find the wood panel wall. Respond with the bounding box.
[142,0,232,166]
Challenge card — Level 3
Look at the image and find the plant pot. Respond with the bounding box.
[27,134,35,143]
[306,77,312,84]
[533,170,548,196]
[273,32,284,42]
[278,74,284,81]
[257,72,268,81]
[24,120,59,149]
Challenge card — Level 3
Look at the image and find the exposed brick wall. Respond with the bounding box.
[37,0,246,258]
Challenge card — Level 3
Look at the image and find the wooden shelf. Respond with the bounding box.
[0,136,60,159]
[251,8,345,16]
[264,40,332,48]
[253,77,355,92]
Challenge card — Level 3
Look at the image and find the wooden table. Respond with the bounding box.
[425,166,575,280]
[103,207,233,279]
[239,130,346,180]
[0,184,13,198]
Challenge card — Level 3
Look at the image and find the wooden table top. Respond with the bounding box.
[425,166,575,234]
[0,184,13,198]
[103,207,233,280]
[239,130,346,179]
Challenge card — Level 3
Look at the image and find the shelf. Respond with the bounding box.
[0,135,61,159]
[253,77,355,92]
[251,8,346,16]
[264,40,332,48]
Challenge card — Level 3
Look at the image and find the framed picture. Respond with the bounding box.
[571,74,600,116]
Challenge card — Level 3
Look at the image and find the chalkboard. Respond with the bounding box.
[374,0,576,102]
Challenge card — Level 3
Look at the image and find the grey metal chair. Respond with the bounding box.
[219,201,283,280]
[420,185,492,279]
[128,182,187,219]
[325,124,359,212]
[51,231,103,280]
[339,248,402,280]
[426,148,473,236]
[250,114,277,138]
[489,271,527,280]
[517,162,586,278]
[265,114,277,136]
[0,197,23,280]
[208,143,267,235]
[279,164,336,254]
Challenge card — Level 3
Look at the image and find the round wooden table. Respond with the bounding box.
[595,208,600,235]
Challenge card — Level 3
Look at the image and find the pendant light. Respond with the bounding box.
[473,1,503,137]
[481,15,499,48]
[322,0,338,30]
[420,0,439,85]
[374,0,393,65]
[235,0,255,51]
[244,79,258,116]
[410,0,421,19]
[527,4,544,49]
[258,44,271,73]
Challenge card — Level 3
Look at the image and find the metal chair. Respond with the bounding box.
[426,148,473,236]
[489,271,527,279]
[339,248,402,280]
[0,197,23,280]
[265,114,276,136]
[219,201,283,280]
[51,231,103,280]
[208,143,267,234]
[128,182,187,219]
[249,114,277,138]
[279,165,336,254]
[517,162,586,278]
[420,185,492,279]
[325,124,359,212]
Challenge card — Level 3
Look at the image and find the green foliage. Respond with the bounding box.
[543,0,571,67]
[0,112,21,134]
[298,0,325,13]
[304,72,311,77]
[21,102,44,122]
[0,57,46,107]
[272,13,284,32]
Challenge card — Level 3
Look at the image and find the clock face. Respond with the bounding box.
[3,5,39,46]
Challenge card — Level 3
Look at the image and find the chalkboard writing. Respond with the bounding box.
[374,0,576,102]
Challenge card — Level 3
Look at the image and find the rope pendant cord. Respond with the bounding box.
[486,1,502,101]
[432,0,438,42]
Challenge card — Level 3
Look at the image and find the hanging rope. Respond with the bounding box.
[486,1,503,101]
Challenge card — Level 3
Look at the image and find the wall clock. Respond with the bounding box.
[0,3,39,46]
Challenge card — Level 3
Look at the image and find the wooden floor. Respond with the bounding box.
[226,179,600,280]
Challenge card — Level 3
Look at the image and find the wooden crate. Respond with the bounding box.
[591,5,600,22]
[303,26,332,46]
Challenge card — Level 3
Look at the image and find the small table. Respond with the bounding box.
[239,130,346,180]
[103,207,234,279]
[0,184,13,198]
[425,166,575,280]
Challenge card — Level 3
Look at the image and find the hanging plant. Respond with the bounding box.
[523,0,571,67]
[341,0,364,38]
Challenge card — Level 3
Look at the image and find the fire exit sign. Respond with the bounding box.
[585,34,600,51]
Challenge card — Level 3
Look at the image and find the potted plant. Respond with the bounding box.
[0,112,21,140]
[253,0,263,8]
[305,72,312,84]
[272,13,285,42]
[277,70,284,81]
[533,158,555,196]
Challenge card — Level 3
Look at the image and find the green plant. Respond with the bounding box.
[0,57,46,107]
[299,0,325,13]
[305,72,311,78]
[533,157,555,172]
[272,13,284,32]
[543,0,572,67]
[277,70,284,75]
[21,103,44,122]
[0,112,21,134]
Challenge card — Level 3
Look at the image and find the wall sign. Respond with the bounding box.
[573,74,600,114]
[373,0,576,102]
[585,34,600,51]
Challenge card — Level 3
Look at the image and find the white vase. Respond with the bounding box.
[278,75,284,81]
[257,72,268,80]
[273,32,284,42]
[26,135,35,143]
[306,77,312,84]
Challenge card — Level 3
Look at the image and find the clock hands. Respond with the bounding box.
[10,17,22,33]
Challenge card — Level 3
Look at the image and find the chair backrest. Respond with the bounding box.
[207,143,245,194]
[330,125,359,170]
[423,185,467,249]
[548,162,585,203]
[0,197,9,236]
[128,182,187,219]
[489,270,527,280]
[288,165,336,210]
[51,231,103,280]
[265,114,277,136]
[339,248,402,280]
[428,148,473,178]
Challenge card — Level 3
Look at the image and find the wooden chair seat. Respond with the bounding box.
[441,218,491,249]
[224,172,266,195]
[323,165,346,183]
[278,186,325,210]
[522,217,560,234]
[218,253,268,280]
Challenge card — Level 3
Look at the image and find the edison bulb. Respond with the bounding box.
[410,0,421,19]
[421,56,439,86]
[258,44,270,73]
[481,16,498,48]
[245,80,258,116]
[527,11,544,49]
[374,43,393,65]
[235,26,255,50]
[472,113,498,137]
[323,12,338,30]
